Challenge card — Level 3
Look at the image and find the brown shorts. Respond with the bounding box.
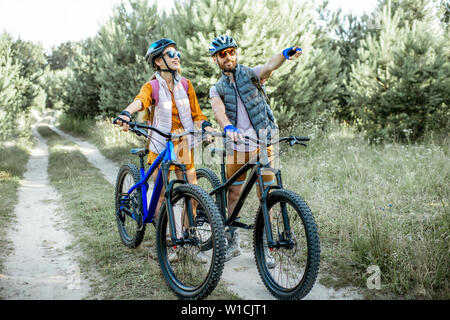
[226,146,275,186]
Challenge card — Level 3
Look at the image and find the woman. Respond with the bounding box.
[116,38,213,223]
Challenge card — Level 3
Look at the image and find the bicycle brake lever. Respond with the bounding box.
[289,136,297,147]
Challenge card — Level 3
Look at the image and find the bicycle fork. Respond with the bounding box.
[259,169,293,250]
[161,163,196,248]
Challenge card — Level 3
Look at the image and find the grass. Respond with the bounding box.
[57,112,449,299]
[0,116,33,286]
[37,121,238,300]
[281,123,449,299]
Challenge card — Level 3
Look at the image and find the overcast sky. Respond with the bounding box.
[0,0,378,52]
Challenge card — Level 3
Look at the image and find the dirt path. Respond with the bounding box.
[0,117,90,299]
[45,116,362,300]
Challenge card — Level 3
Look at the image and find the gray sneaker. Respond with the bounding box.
[264,246,276,269]
[224,228,241,262]
[169,246,208,264]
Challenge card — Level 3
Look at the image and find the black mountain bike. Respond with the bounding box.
[196,132,320,300]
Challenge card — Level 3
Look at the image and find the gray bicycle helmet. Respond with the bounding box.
[209,35,238,56]
[145,38,176,69]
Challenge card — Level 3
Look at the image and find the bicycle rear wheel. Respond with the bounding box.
[115,164,146,248]
[156,184,225,300]
[195,168,224,251]
[254,189,320,300]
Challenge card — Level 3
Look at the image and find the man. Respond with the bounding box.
[209,35,302,262]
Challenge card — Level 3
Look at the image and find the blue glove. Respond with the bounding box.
[283,47,302,59]
[224,125,241,134]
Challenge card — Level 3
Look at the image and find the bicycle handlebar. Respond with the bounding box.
[113,117,309,147]
[113,117,196,140]
[204,130,309,147]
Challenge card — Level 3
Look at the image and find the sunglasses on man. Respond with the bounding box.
[217,48,236,59]
[163,50,181,59]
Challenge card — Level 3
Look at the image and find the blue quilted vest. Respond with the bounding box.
[214,64,278,138]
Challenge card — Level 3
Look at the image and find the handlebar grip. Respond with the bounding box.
[295,136,310,142]
[113,116,129,125]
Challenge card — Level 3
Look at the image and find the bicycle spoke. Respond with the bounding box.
[115,164,146,248]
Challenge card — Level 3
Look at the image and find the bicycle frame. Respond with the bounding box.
[123,140,190,242]
[209,144,287,250]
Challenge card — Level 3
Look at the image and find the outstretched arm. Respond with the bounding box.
[259,46,302,80]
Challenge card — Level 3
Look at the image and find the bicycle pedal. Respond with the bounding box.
[229,221,254,230]
[136,221,145,232]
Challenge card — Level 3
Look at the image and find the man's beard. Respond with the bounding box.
[219,59,237,72]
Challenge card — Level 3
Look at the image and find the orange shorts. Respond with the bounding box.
[226,146,275,186]
[148,138,195,171]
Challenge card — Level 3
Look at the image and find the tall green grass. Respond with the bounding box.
[0,114,33,294]
[282,124,449,299]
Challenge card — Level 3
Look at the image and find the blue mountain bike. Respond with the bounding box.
[113,118,225,300]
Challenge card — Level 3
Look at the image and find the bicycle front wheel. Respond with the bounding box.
[115,164,146,248]
[254,189,320,300]
[156,184,226,300]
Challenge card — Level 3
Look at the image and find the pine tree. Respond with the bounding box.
[94,0,162,116]
[165,0,253,108]
[346,0,449,142]
[62,38,102,117]
[376,0,440,27]
[0,33,46,138]
[0,33,21,138]
[167,0,342,128]
[247,0,342,127]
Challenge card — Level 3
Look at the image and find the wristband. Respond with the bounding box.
[119,110,132,120]
[201,121,212,133]
[224,125,241,133]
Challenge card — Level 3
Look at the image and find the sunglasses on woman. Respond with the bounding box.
[217,48,236,59]
[163,50,181,59]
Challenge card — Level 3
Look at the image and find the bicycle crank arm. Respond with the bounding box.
[119,206,143,230]
[172,237,199,247]
[229,221,254,230]
[268,240,296,250]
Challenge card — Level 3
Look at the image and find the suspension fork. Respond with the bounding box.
[275,170,292,240]
[162,162,194,246]
[260,168,292,249]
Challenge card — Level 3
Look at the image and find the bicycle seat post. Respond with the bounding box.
[139,152,146,170]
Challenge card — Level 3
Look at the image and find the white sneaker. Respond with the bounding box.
[263,229,276,269]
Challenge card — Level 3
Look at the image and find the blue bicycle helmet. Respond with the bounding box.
[145,38,177,69]
[209,35,238,56]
